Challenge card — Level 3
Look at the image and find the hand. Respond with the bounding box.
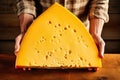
[14,13,34,56]
[14,33,24,56]
[89,18,105,58]
[92,34,105,58]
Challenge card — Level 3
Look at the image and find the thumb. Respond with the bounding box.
[14,34,23,55]
[98,38,105,58]
[92,35,105,58]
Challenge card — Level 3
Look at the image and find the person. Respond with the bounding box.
[15,0,109,58]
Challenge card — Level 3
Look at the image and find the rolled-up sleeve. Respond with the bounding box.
[89,0,109,23]
[16,0,36,17]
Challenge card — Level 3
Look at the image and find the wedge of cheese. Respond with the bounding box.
[15,2,102,69]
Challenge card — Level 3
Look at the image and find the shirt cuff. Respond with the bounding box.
[16,0,36,17]
[89,0,109,23]
[89,8,109,23]
[17,8,36,18]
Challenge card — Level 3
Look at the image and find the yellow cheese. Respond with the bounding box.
[15,2,102,68]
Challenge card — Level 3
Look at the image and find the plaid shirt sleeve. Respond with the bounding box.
[16,0,109,23]
[16,0,36,17]
[89,0,109,23]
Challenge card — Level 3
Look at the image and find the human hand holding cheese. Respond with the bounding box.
[89,18,105,58]
[15,3,104,69]
[15,13,34,55]
[15,14,105,58]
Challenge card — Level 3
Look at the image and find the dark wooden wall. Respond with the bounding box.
[0,0,19,54]
[102,0,120,53]
[0,0,120,54]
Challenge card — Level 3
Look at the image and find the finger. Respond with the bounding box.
[14,34,22,55]
[98,39,105,58]
[14,39,20,55]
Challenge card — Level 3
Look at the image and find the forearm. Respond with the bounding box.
[19,13,34,33]
[89,18,105,58]
[89,18,104,37]
[16,0,36,33]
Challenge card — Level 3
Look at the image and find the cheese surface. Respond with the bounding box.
[15,3,102,68]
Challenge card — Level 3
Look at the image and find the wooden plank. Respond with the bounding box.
[102,14,120,40]
[105,40,120,53]
[0,54,120,80]
[0,27,20,40]
[109,1,120,14]
[0,40,15,54]
[0,0,16,14]
[0,14,19,27]
[109,0,120,14]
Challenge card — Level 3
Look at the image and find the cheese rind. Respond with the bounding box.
[15,3,102,68]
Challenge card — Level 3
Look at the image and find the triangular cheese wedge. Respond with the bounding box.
[15,3,102,69]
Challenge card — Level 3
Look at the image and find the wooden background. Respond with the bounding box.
[0,0,120,54]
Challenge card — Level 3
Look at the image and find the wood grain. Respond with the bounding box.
[0,54,120,80]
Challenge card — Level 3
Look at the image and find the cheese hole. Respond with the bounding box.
[59,34,62,36]
[46,55,48,60]
[53,36,56,39]
[64,27,67,30]
[39,40,43,43]
[68,25,70,28]
[59,47,62,50]
[54,25,57,28]
[37,50,40,53]
[58,24,61,26]
[53,49,57,52]
[80,57,83,61]
[60,65,63,67]
[88,63,92,67]
[39,36,46,43]
[47,51,53,56]
[69,50,72,54]
[73,29,77,33]
[70,65,72,67]
[75,64,77,67]
[64,54,67,59]
[49,21,52,24]
[44,65,47,67]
